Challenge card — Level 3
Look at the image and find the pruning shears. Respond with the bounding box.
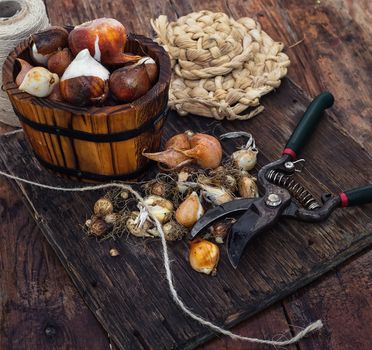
[190,92,372,268]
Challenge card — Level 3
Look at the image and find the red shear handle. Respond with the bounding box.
[283,92,334,159]
[339,185,372,208]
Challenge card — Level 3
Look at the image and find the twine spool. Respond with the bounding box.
[151,11,291,120]
[0,0,49,126]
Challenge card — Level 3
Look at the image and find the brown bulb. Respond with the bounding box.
[109,64,151,102]
[189,239,220,275]
[15,58,33,87]
[32,26,69,55]
[68,18,141,65]
[60,76,108,106]
[48,48,73,77]
[48,83,63,102]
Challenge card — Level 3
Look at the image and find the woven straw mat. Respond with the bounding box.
[151,11,291,120]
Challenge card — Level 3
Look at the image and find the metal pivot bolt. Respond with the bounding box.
[266,193,282,207]
[284,161,294,170]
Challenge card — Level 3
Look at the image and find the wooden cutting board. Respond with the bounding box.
[0,79,371,350]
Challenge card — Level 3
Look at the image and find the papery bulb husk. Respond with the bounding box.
[48,48,73,77]
[175,191,204,228]
[109,64,151,102]
[32,26,69,55]
[149,182,167,197]
[19,67,59,98]
[165,133,191,151]
[90,218,110,237]
[60,76,109,106]
[68,18,141,65]
[104,213,120,224]
[162,221,185,241]
[238,176,259,198]
[232,148,258,171]
[94,198,113,217]
[15,58,33,87]
[143,148,192,169]
[189,239,220,275]
[199,184,234,205]
[143,195,173,224]
[177,170,191,194]
[181,133,222,169]
[30,43,50,66]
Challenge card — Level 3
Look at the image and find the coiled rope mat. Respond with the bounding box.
[151,11,291,120]
[0,0,49,127]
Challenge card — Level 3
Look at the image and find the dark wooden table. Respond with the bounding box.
[1,1,371,349]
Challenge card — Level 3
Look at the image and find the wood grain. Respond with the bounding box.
[0,0,371,349]
[0,177,111,349]
[0,79,371,350]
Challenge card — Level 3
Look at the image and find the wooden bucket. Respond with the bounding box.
[2,34,171,182]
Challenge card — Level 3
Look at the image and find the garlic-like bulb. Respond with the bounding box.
[181,133,222,169]
[143,195,173,224]
[19,67,59,98]
[94,198,113,217]
[189,239,220,275]
[199,184,234,205]
[175,191,204,228]
[238,176,259,198]
[232,148,258,171]
[62,49,110,81]
[120,191,129,199]
[60,49,110,106]
[30,43,50,66]
[104,213,120,224]
[15,58,33,87]
[126,211,153,237]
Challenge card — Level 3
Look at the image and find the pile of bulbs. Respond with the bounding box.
[15,18,158,106]
[86,130,259,276]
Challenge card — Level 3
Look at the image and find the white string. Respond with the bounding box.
[0,168,323,346]
[0,0,49,126]
[3,128,23,136]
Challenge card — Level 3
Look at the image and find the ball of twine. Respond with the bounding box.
[0,0,49,127]
[151,11,290,120]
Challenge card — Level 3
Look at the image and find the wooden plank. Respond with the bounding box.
[0,176,111,350]
[282,250,372,350]
[0,78,371,350]
[0,0,370,349]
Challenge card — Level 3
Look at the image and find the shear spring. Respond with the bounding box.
[266,170,321,210]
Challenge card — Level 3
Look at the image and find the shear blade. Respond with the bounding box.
[227,207,261,268]
[190,198,255,239]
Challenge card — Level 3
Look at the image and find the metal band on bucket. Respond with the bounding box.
[14,105,168,143]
